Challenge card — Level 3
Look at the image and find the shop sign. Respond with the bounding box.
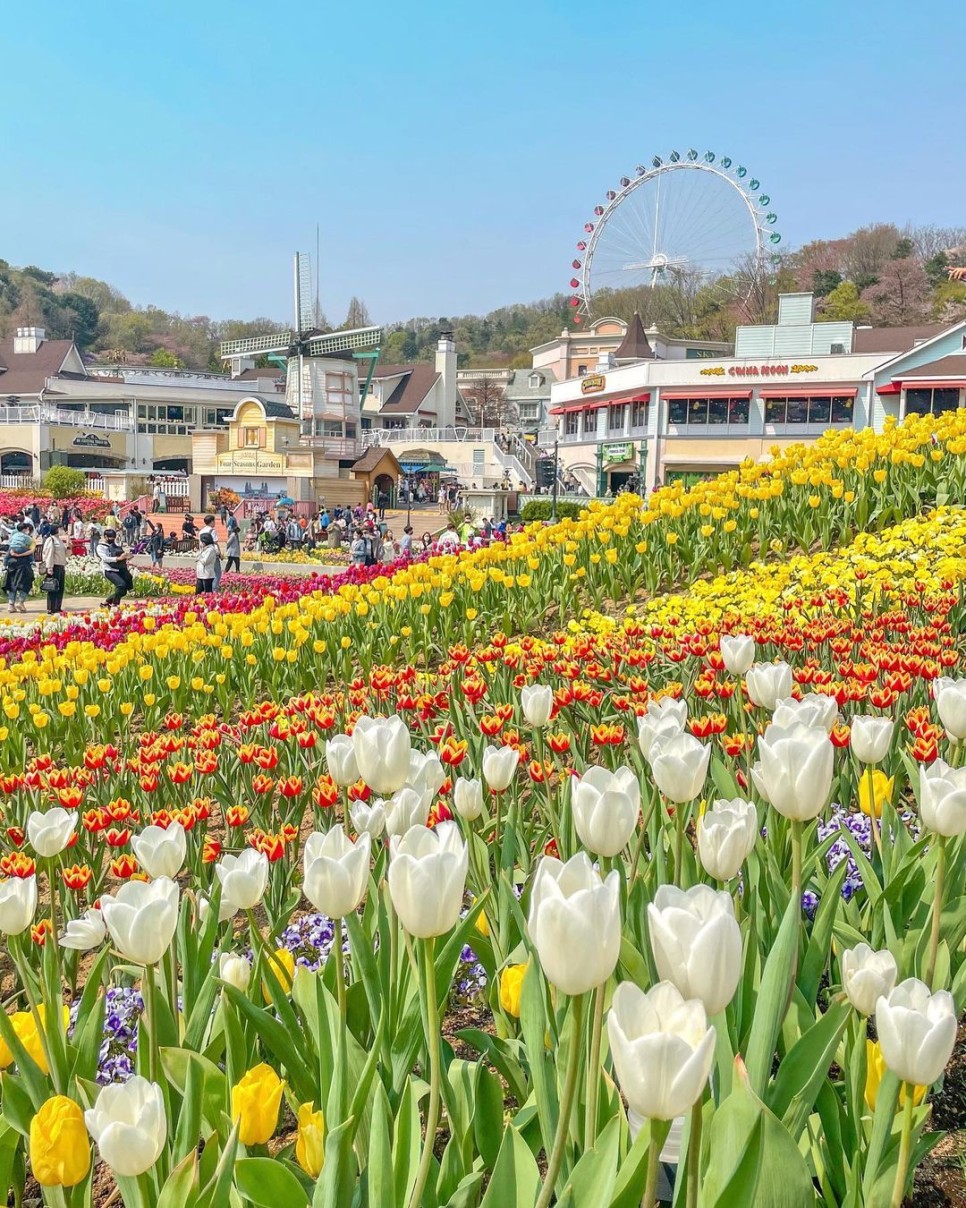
[581,374,606,395]
[602,441,633,464]
[699,363,819,378]
[216,450,286,472]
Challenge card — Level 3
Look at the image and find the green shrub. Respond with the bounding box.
[519,499,583,523]
[43,466,87,499]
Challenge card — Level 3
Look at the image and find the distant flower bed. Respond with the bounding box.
[0,491,107,520]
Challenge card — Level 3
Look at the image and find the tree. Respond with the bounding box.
[931,280,966,324]
[44,466,87,499]
[840,224,903,290]
[149,348,185,369]
[905,224,966,262]
[817,281,871,323]
[862,257,931,325]
[57,292,100,349]
[788,239,848,292]
[343,297,371,329]
[461,378,512,428]
[812,269,843,297]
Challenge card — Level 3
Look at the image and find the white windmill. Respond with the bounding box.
[220,253,383,425]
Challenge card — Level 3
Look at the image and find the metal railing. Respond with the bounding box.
[299,436,360,458]
[363,427,498,446]
[0,405,134,431]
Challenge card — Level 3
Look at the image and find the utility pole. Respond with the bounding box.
[551,438,559,523]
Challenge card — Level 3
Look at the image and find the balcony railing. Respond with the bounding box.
[0,405,134,431]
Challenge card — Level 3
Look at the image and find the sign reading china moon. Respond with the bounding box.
[700,364,819,378]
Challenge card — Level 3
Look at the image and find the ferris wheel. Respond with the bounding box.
[569,150,781,320]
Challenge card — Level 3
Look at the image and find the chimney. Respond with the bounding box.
[435,329,457,428]
[13,327,45,355]
[229,355,255,378]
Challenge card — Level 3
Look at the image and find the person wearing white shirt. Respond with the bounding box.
[437,523,460,550]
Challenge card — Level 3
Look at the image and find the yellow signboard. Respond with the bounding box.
[216,450,286,473]
[581,374,606,395]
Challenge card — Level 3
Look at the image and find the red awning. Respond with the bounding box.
[876,381,902,395]
[659,389,753,400]
[900,379,966,390]
[549,391,650,416]
[548,403,584,415]
[757,386,858,399]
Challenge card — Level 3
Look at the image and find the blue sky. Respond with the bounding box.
[2,0,962,326]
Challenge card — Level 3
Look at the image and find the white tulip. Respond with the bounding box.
[0,875,37,936]
[99,877,180,966]
[772,693,838,734]
[919,759,966,836]
[218,952,252,992]
[745,662,794,711]
[385,787,430,838]
[751,723,833,821]
[324,734,359,787]
[352,715,412,795]
[649,733,711,804]
[720,634,756,676]
[876,978,957,1086]
[303,829,371,917]
[453,778,484,821]
[520,684,554,729]
[528,852,621,996]
[26,807,76,858]
[840,943,897,1016]
[935,678,966,741]
[85,1076,167,1177]
[215,849,269,914]
[350,799,387,838]
[406,750,446,798]
[59,907,106,952]
[637,712,685,761]
[482,744,520,792]
[696,798,758,881]
[131,822,186,880]
[850,716,894,764]
[646,697,688,729]
[388,822,468,938]
[607,981,715,1120]
[647,884,742,1015]
[572,765,640,857]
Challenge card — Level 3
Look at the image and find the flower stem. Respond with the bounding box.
[925,834,946,990]
[642,1121,662,1208]
[890,1085,916,1208]
[686,1097,703,1208]
[143,963,159,1085]
[408,936,440,1208]
[790,819,803,911]
[673,803,686,887]
[535,993,585,1208]
[584,984,605,1150]
[335,914,347,1025]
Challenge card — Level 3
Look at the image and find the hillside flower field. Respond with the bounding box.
[2,411,966,1205]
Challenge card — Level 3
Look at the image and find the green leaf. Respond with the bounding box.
[442,1172,486,1208]
[743,893,800,1098]
[366,1082,395,1208]
[557,1115,621,1208]
[157,1148,201,1208]
[312,1117,357,1208]
[0,1073,36,1137]
[518,961,558,1161]
[480,1124,541,1208]
[474,1063,506,1171]
[392,1080,422,1208]
[234,1157,310,1208]
[798,860,847,1005]
[767,999,850,1138]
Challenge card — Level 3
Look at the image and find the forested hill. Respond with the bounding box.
[2,222,964,372]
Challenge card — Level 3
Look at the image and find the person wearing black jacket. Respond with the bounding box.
[97,530,133,606]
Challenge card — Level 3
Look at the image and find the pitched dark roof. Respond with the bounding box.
[901,354,966,379]
[0,336,76,397]
[377,365,441,414]
[244,396,296,419]
[613,312,654,362]
[235,368,285,381]
[352,446,401,474]
[852,325,945,354]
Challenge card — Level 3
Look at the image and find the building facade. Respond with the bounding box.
[531,315,730,382]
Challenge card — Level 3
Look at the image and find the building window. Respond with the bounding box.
[518,403,539,421]
[243,427,262,448]
[631,401,648,429]
[577,366,588,377]
[528,373,541,389]
[905,387,961,416]
[608,404,626,432]
[764,395,854,425]
[565,412,580,436]
[667,397,750,428]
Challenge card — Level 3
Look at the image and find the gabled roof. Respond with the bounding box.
[613,313,654,362]
[852,324,945,354]
[901,354,966,379]
[352,445,401,474]
[0,336,77,397]
[377,365,441,414]
[233,395,297,421]
[234,368,285,382]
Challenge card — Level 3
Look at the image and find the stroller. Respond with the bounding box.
[129,537,150,555]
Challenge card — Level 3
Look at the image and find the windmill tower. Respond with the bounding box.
[220,254,382,431]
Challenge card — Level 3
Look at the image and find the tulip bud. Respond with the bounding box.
[772,694,838,734]
[0,874,37,936]
[453,777,484,821]
[647,884,742,1015]
[521,684,554,729]
[875,978,957,1086]
[303,829,371,918]
[295,1103,325,1178]
[388,822,468,938]
[350,799,387,838]
[751,723,833,821]
[231,1064,284,1146]
[607,981,715,1120]
[918,759,966,836]
[26,807,77,858]
[934,677,966,741]
[59,907,105,952]
[385,787,430,838]
[352,716,412,795]
[498,963,528,1018]
[649,733,711,804]
[571,765,640,857]
[324,735,359,787]
[840,943,897,1016]
[84,1076,167,1177]
[720,634,755,676]
[528,852,620,996]
[218,952,252,992]
[131,822,187,880]
[745,662,793,711]
[482,744,520,792]
[99,877,180,966]
[850,716,894,764]
[30,1095,91,1187]
[215,849,269,914]
[696,798,758,881]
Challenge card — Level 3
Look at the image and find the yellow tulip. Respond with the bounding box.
[30,1095,90,1187]
[262,948,295,1002]
[499,963,528,1019]
[295,1102,325,1177]
[858,770,894,819]
[231,1064,284,1146]
[865,1041,925,1111]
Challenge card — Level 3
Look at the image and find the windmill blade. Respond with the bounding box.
[303,326,383,357]
[295,252,314,335]
[220,332,294,358]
